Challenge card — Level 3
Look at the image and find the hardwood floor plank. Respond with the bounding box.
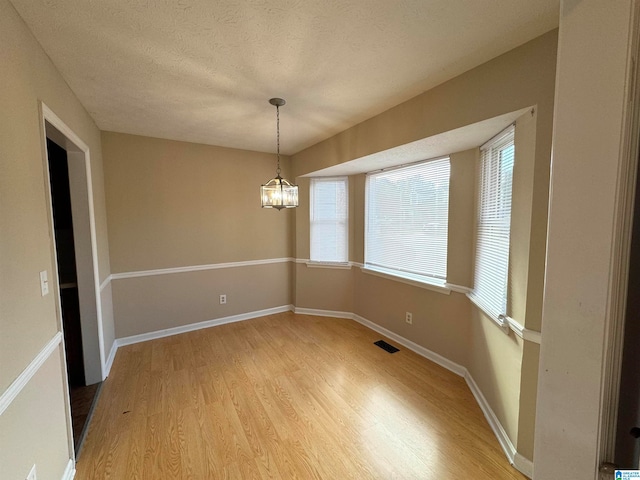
[75,312,526,479]
[276,372,375,480]
[142,412,163,479]
[253,449,285,479]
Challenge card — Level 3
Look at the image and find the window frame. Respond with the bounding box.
[309,176,349,265]
[469,125,515,321]
[364,156,451,289]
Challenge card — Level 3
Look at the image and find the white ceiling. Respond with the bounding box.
[10,0,559,155]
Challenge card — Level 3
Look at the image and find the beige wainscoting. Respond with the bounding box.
[110,261,292,339]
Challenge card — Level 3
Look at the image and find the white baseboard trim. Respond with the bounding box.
[464,371,534,477]
[104,339,118,377]
[514,452,534,478]
[115,305,294,348]
[294,307,353,319]
[352,313,467,377]
[0,332,62,416]
[61,458,75,480]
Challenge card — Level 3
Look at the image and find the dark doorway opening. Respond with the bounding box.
[47,138,101,455]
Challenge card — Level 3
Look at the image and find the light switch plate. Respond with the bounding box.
[39,271,49,296]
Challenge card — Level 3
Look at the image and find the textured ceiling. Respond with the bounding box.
[10,0,558,155]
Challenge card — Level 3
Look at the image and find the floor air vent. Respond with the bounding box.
[374,340,399,353]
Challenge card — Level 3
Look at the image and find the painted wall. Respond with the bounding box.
[0,353,71,480]
[291,31,558,465]
[112,263,292,338]
[0,0,113,477]
[448,149,477,288]
[101,132,295,338]
[534,0,637,477]
[468,310,524,452]
[518,341,540,460]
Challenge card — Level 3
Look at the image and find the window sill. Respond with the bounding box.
[466,293,541,343]
[306,261,352,270]
[360,266,450,295]
[467,293,511,333]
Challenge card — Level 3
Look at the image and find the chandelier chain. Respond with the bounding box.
[276,105,281,175]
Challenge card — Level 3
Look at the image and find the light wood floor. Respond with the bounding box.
[76,312,526,479]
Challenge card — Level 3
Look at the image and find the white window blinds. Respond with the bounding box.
[310,177,348,263]
[471,126,515,318]
[365,157,450,283]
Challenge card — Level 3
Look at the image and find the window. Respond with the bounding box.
[365,157,450,285]
[470,126,515,318]
[310,177,348,263]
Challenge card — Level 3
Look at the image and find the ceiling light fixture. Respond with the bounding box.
[260,98,298,210]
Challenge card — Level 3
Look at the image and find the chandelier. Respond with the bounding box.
[260,98,298,210]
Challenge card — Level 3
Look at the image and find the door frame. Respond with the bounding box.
[599,0,640,466]
[39,102,106,456]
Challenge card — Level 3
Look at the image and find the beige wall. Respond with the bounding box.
[102,132,295,337]
[0,0,112,476]
[518,341,540,459]
[291,30,557,465]
[352,175,366,263]
[447,149,477,287]
[0,352,71,480]
[293,177,312,260]
[509,110,537,325]
[113,263,292,338]
[102,132,294,272]
[468,310,524,444]
[294,265,355,314]
[354,271,472,367]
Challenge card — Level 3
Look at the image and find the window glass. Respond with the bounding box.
[310,177,348,263]
[471,126,515,317]
[365,157,450,284]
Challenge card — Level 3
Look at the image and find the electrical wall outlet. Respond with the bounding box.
[26,464,37,480]
[219,294,227,305]
[405,312,413,325]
